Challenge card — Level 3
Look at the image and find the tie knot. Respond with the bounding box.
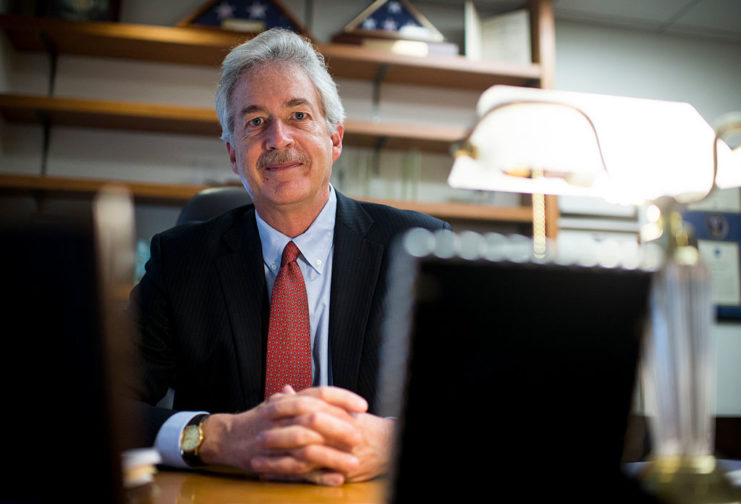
[281,241,301,266]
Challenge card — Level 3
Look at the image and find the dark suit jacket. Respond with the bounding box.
[129,190,449,444]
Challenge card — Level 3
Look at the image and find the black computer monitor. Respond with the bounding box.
[1,212,135,503]
[380,232,657,503]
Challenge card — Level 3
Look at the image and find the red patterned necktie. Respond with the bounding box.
[264,241,312,399]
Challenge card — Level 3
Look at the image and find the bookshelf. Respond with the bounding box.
[0,0,557,235]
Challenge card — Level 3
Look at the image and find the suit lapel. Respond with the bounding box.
[215,208,267,409]
[330,192,384,391]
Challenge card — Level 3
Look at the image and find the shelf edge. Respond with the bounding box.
[0,173,533,222]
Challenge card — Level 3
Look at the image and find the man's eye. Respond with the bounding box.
[248,117,263,127]
[294,112,306,120]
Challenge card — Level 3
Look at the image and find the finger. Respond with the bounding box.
[265,389,291,401]
[264,386,368,420]
[290,411,361,448]
[251,454,315,475]
[259,472,303,483]
[260,470,345,486]
[264,410,361,449]
[297,444,360,474]
[265,417,359,452]
[303,470,346,487]
[253,445,359,475]
[260,413,360,450]
[264,396,356,422]
[296,386,368,414]
[257,425,325,449]
[281,385,296,395]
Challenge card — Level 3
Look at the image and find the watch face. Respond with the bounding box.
[182,425,201,452]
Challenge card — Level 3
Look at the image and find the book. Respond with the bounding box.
[465,2,531,64]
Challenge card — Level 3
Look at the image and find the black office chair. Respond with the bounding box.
[177,186,252,225]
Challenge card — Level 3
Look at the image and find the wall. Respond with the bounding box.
[554,20,741,415]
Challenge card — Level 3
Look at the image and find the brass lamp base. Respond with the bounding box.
[638,455,741,504]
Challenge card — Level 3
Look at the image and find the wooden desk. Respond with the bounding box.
[146,469,386,504]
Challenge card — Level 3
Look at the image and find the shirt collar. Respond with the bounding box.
[255,185,336,275]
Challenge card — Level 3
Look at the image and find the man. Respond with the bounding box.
[129,28,450,486]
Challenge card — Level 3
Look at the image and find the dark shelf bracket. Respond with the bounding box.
[39,31,58,96]
[372,135,388,176]
[371,63,389,121]
[34,110,51,177]
[37,30,58,178]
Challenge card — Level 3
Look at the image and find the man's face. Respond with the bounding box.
[225,62,343,217]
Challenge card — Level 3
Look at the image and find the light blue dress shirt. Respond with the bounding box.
[155,186,337,467]
[256,185,336,386]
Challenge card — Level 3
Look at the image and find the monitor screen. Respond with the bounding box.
[380,234,656,502]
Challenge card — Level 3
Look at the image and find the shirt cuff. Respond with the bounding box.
[154,410,209,469]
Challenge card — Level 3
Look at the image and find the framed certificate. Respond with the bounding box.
[682,211,741,320]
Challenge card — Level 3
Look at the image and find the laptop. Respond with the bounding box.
[379,230,659,503]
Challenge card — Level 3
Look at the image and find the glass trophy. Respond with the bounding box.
[638,200,739,504]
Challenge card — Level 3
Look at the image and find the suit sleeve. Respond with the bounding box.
[123,232,181,444]
[127,232,178,406]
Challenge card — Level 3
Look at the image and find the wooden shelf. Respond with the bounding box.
[0,15,246,66]
[341,119,465,152]
[0,93,220,136]
[0,173,209,203]
[362,197,533,222]
[0,173,534,223]
[0,14,543,91]
[0,93,467,152]
[320,43,542,90]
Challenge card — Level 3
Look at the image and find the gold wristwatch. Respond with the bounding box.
[180,413,209,467]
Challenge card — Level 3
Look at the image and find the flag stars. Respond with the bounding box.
[215,1,235,19]
[388,1,402,14]
[248,1,267,19]
[383,18,397,31]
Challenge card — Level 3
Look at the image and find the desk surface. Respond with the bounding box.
[147,469,386,504]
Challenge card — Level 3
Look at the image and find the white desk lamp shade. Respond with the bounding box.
[450,86,735,205]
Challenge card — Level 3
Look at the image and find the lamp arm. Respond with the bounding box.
[706,114,741,204]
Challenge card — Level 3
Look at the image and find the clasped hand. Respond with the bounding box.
[198,385,393,486]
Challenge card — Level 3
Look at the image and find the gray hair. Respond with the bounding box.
[215,28,345,142]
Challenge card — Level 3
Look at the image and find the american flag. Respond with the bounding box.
[360,1,423,33]
[191,0,299,31]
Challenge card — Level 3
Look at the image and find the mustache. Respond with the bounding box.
[257,149,310,169]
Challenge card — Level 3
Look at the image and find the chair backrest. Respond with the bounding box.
[177,186,252,225]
